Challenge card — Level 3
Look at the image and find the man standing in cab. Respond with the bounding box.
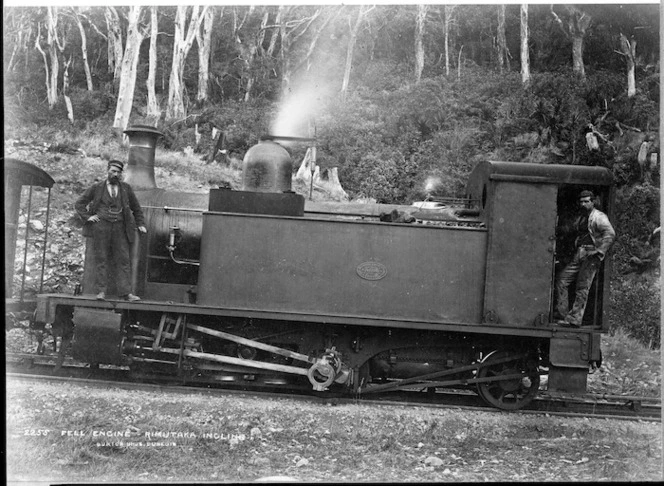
[75,160,147,301]
[555,190,615,327]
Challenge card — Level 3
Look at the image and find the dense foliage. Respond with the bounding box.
[3,4,660,347]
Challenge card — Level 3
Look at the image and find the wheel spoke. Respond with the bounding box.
[476,350,540,410]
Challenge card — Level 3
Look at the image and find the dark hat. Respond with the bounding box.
[579,190,594,199]
[108,160,124,171]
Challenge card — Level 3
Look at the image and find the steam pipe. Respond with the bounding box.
[166,226,200,266]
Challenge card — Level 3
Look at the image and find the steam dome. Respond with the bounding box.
[242,140,293,193]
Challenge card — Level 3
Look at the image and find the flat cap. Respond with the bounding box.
[579,190,594,199]
[108,160,124,171]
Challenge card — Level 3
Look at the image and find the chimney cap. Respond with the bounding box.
[260,134,315,143]
[124,125,164,138]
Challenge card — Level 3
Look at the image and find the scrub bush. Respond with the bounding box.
[609,276,660,349]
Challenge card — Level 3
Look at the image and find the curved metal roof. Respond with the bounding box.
[4,158,55,188]
[124,125,164,138]
[473,160,614,186]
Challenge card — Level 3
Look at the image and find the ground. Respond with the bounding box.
[6,378,662,483]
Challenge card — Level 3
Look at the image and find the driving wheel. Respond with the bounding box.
[476,350,540,410]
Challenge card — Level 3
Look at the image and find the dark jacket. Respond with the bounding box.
[75,181,145,242]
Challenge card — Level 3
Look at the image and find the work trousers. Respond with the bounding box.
[92,219,131,296]
[554,248,601,326]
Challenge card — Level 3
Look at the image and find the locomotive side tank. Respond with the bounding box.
[197,211,487,324]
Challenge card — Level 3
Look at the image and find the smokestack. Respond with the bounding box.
[123,125,163,190]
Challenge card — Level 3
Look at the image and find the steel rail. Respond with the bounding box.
[5,363,660,422]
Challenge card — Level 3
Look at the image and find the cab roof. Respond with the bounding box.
[471,161,614,186]
[4,158,55,188]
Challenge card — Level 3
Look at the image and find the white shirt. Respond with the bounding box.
[106,182,119,198]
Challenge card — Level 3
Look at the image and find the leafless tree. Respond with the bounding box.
[113,6,149,132]
[166,6,208,120]
[196,6,217,105]
[617,33,637,97]
[70,7,94,90]
[520,4,530,85]
[443,5,456,77]
[341,5,374,99]
[34,7,65,109]
[496,5,511,73]
[105,7,124,91]
[415,5,428,83]
[550,4,591,80]
[145,6,161,124]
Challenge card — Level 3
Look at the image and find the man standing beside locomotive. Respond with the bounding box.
[75,160,147,301]
[554,190,615,327]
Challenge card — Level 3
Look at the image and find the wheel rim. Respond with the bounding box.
[476,350,540,411]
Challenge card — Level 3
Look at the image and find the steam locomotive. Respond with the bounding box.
[20,125,614,410]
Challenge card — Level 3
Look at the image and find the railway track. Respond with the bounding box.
[7,354,660,422]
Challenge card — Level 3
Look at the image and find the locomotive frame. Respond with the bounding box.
[21,126,614,410]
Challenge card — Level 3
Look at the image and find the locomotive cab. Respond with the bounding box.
[466,161,614,331]
[466,161,613,395]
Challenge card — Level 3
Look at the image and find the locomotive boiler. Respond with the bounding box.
[33,125,614,410]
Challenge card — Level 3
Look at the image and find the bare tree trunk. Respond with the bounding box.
[113,6,146,133]
[5,10,25,73]
[496,5,510,73]
[341,6,374,99]
[279,15,290,95]
[35,7,65,109]
[35,23,55,108]
[520,4,530,85]
[196,7,216,105]
[415,4,427,83]
[550,5,591,80]
[46,8,61,107]
[243,9,268,103]
[146,6,160,124]
[457,45,464,81]
[105,7,124,90]
[444,5,454,77]
[277,7,321,98]
[619,33,637,97]
[267,7,283,58]
[291,7,340,74]
[166,6,207,121]
[63,54,74,123]
[73,8,94,90]
[7,43,20,74]
[571,36,585,79]
[341,12,361,98]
